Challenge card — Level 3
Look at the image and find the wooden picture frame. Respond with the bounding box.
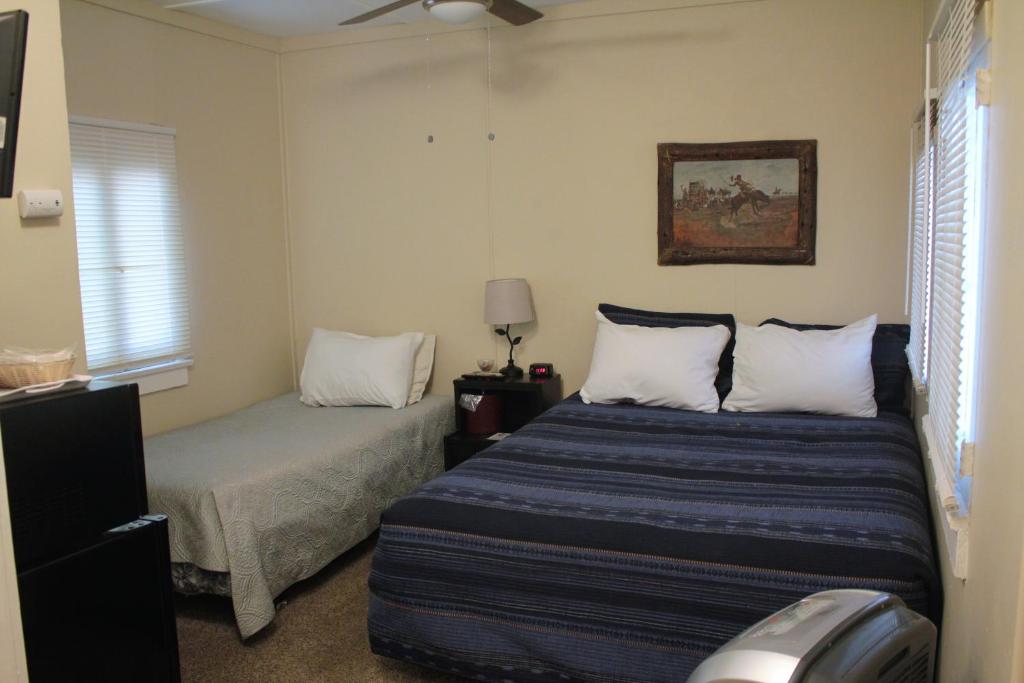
[657,140,817,265]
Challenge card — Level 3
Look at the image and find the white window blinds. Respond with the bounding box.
[913,0,987,517]
[906,119,931,387]
[69,118,192,373]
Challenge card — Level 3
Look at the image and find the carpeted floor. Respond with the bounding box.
[174,534,461,682]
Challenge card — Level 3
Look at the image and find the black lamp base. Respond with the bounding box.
[499,362,524,378]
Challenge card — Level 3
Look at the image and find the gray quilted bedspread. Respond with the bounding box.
[144,392,453,638]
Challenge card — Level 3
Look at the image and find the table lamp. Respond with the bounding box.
[484,278,535,378]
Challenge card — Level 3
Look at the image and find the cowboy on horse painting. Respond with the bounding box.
[658,140,817,266]
[664,151,803,253]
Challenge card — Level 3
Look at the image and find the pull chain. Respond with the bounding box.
[485,21,496,280]
[426,33,434,143]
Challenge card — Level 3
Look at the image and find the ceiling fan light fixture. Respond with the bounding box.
[423,0,492,24]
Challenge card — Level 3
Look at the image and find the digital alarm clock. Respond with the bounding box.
[529,363,554,379]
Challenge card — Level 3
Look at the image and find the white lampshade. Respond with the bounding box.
[484,278,535,325]
[426,0,489,24]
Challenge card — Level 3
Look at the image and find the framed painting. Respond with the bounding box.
[657,140,817,265]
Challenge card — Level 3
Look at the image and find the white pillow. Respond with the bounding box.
[580,311,730,413]
[722,315,878,417]
[329,331,435,405]
[408,335,436,404]
[300,328,423,409]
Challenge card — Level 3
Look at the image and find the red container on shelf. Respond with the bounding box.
[464,393,502,435]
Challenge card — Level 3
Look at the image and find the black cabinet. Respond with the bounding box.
[2,382,148,569]
[0,382,180,683]
[444,375,562,470]
[17,516,179,683]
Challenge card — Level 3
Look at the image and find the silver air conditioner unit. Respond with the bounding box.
[687,590,936,683]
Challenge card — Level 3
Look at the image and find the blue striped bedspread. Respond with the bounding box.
[368,395,940,682]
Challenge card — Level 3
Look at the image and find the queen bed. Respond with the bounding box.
[367,394,940,681]
[144,391,453,638]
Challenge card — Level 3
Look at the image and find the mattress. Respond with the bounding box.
[144,392,453,638]
[368,395,940,682]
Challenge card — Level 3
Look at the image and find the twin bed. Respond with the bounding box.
[144,392,452,638]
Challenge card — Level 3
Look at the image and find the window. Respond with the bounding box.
[907,0,989,576]
[69,117,192,390]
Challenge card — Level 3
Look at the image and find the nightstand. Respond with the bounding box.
[444,374,563,470]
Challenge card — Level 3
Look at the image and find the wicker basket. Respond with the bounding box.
[0,357,76,389]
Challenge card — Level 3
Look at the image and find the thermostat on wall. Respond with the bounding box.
[17,189,64,219]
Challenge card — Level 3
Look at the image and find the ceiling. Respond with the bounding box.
[145,0,578,37]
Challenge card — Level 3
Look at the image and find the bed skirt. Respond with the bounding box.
[170,563,231,598]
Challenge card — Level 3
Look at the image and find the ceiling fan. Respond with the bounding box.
[339,0,543,27]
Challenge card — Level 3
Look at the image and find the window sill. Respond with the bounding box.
[921,413,970,580]
[95,358,192,396]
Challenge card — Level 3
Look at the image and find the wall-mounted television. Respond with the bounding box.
[0,10,28,198]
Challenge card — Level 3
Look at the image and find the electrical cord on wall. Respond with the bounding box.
[485,19,502,364]
[485,19,496,283]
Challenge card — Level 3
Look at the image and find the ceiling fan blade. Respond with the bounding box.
[487,0,543,25]
[339,0,420,26]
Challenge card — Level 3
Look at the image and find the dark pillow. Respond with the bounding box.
[598,303,736,399]
[759,318,911,415]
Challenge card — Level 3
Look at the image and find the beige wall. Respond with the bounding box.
[0,3,68,675]
[0,0,85,362]
[59,0,294,435]
[923,0,943,33]
[280,0,923,396]
[918,1,1024,681]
